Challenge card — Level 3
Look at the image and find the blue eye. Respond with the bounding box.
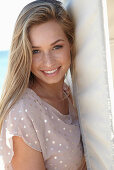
[32,50,40,54]
[53,45,63,50]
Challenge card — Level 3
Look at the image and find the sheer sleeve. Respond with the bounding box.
[0,99,42,169]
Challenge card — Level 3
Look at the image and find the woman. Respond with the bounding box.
[0,0,86,169]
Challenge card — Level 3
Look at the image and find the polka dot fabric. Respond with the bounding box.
[0,85,83,170]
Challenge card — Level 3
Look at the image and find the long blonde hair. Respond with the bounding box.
[0,0,75,131]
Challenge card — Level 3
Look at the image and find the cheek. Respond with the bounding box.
[31,57,39,71]
[62,50,71,65]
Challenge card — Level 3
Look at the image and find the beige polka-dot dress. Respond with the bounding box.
[0,85,83,170]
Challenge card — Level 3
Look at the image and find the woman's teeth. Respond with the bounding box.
[43,68,58,74]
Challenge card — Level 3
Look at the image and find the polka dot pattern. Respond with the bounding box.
[0,86,83,170]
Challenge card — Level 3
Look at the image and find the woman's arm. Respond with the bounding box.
[11,136,46,170]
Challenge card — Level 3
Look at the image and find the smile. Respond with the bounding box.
[43,68,58,74]
[41,66,61,76]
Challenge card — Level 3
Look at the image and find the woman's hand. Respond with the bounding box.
[78,156,87,170]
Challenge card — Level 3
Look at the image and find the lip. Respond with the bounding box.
[41,66,61,77]
[40,67,60,72]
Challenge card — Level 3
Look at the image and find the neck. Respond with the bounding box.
[29,78,65,100]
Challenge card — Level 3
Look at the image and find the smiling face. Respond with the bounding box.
[29,20,71,85]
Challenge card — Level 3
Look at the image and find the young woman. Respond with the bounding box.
[0,0,86,169]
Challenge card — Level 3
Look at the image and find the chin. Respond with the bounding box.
[42,80,62,85]
[40,76,65,85]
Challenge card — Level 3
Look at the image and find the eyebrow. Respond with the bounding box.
[32,39,64,48]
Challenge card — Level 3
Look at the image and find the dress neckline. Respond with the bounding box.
[26,86,72,118]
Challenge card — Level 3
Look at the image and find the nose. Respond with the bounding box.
[42,51,55,67]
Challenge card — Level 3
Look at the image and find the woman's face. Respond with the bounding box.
[29,20,71,85]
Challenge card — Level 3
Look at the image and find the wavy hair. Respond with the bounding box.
[0,0,75,131]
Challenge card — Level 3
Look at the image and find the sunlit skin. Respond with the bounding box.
[29,20,71,100]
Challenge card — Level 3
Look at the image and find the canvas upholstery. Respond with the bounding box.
[65,0,114,169]
[107,0,114,85]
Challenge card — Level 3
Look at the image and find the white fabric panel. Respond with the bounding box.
[65,0,114,169]
[107,0,114,86]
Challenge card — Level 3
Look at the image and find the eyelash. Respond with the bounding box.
[53,45,63,50]
[32,45,63,54]
[32,50,40,54]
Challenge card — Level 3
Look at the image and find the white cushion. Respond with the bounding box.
[66,0,114,169]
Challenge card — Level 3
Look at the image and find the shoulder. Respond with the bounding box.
[2,88,43,148]
[5,88,43,122]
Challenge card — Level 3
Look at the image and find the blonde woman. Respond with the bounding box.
[0,0,86,169]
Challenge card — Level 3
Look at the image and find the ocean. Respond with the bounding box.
[0,51,9,94]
